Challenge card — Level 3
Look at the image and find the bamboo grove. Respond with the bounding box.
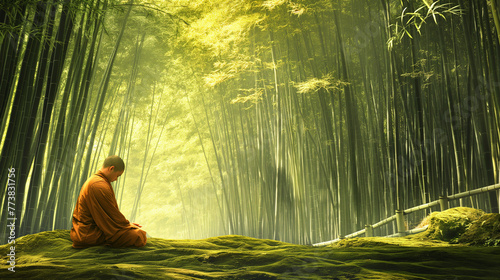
[177,0,500,244]
[0,0,179,242]
[1,0,499,245]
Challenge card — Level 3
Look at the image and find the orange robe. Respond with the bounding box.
[70,171,147,248]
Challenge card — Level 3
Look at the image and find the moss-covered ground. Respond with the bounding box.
[1,207,499,279]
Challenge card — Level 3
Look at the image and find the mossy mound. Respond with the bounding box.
[414,207,485,243]
[1,208,500,279]
[334,236,454,248]
[457,213,500,246]
[411,207,500,246]
[337,207,500,247]
[423,207,484,243]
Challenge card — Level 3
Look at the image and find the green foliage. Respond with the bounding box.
[295,73,349,94]
[387,1,462,48]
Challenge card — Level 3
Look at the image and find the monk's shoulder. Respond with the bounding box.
[86,175,111,192]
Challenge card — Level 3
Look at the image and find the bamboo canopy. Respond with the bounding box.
[1,0,499,245]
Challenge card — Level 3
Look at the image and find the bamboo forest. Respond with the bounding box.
[1,0,500,279]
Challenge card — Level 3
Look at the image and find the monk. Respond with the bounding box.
[70,155,147,248]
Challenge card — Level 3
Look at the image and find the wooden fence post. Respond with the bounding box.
[365,225,373,237]
[396,210,406,236]
[439,195,449,211]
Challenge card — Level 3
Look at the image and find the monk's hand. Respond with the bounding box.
[131,222,142,228]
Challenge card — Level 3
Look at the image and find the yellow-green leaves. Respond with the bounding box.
[204,71,235,87]
[204,59,253,87]
[262,0,306,16]
[183,6,263,58]
[295,74,349,94]
[391,1,462,44]
[262,0,287,10]
[422,0,433,9]
[230,89,264,105]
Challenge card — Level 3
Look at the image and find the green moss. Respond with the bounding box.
[336,207,499,248]
[333,236,454,248]
[458,213,500,246]
[415,207,485,242]
[1,208,500,279]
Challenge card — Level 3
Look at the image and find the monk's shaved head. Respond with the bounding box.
[102,155,125,171]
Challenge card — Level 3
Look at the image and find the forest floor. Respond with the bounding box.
[1,207,499,280]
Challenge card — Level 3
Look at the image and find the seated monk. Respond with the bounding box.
[70,155,147,248]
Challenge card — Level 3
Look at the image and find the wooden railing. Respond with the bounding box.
[312,183,500,247]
